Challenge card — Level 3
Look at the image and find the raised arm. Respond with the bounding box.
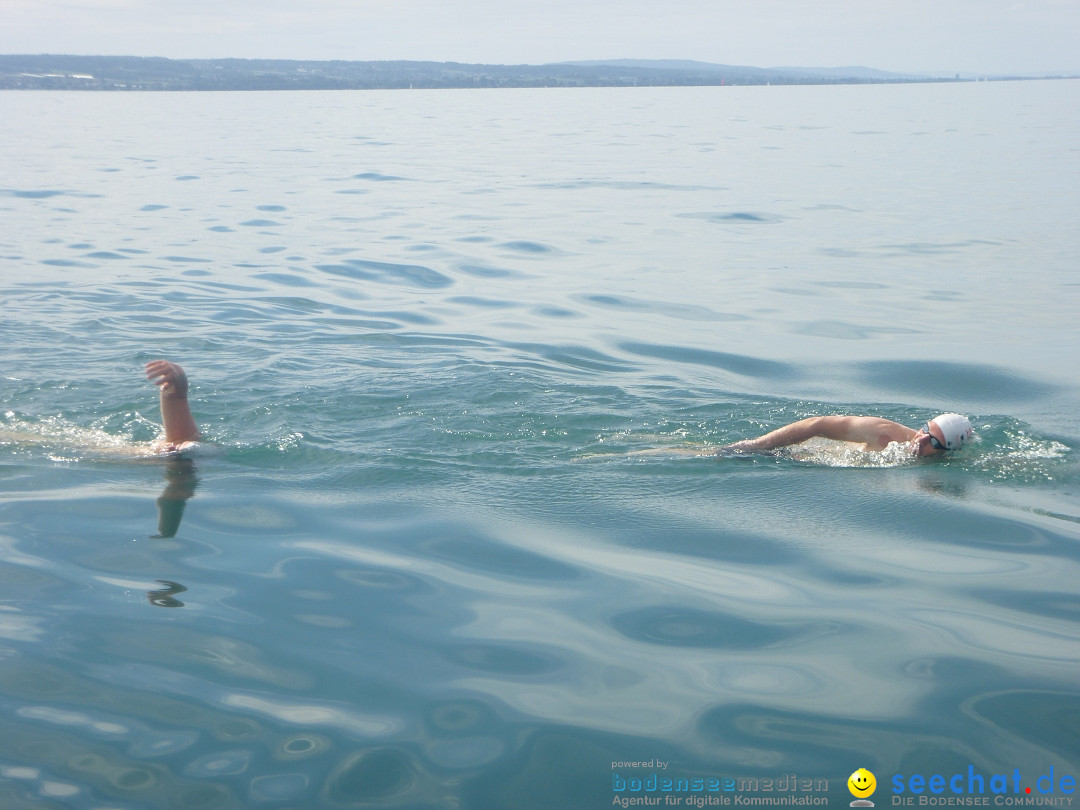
[145,360,201,448]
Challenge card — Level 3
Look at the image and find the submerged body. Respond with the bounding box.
[0,360,202,459]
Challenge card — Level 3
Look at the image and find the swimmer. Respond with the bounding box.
[718,413,973,458]
[144,359,201,453]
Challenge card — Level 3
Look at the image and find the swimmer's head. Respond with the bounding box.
[915,412,976,457]
[913,413,973,456]
[929,413,973,451]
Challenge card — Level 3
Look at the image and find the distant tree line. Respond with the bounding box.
[0,55,968,91]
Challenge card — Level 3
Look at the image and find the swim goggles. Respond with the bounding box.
[922,423,947,451]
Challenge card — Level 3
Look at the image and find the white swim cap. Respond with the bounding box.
[929,413,973,450]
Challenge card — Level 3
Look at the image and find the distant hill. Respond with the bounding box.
[769,65,925,81]
[555,59,781,84]
[0,54,1052,91]
[560,59,926,82]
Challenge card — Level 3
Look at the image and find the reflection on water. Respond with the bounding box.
[0,391,1077,806]
[0,415,202,607]
[154,456,199,539]
[147,579,187,608]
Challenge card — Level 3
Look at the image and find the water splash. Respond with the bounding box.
[781,438,917,468]
[0,412,161,461]
[970,429,1071,482]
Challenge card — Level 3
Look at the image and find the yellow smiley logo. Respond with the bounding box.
[848,768,877,798]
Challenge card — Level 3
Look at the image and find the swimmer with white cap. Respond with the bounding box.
[718,412,973,458]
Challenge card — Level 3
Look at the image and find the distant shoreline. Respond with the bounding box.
[3,55,1075,91]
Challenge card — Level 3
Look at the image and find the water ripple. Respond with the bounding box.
[856,360,1058,403]
[2,82,1078,807]
[619,341,800,380]
[315,259,454,289]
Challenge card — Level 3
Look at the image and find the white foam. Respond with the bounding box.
[782,438,917,468]
[1,414,165,461]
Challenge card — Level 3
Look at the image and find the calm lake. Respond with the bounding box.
[1,79,1078,809]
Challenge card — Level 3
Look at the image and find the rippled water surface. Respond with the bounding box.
[1,81,1079,809]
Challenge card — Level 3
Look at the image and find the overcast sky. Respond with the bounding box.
[2,0,1077,75]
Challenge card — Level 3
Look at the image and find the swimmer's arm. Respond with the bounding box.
[718,416,913,454]
[145,360,200,446]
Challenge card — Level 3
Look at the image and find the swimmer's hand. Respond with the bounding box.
[145,360,189,399]
[145,359,200,445]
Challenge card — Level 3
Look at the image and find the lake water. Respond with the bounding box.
[1,80,1078,809]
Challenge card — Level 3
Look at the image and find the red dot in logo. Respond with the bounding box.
[1026,788,1032,794]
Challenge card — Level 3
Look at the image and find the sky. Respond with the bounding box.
[2,0,1078,76]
